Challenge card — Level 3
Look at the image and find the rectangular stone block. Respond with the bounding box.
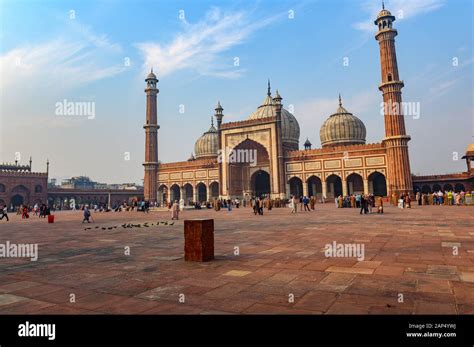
[184,219,214,262]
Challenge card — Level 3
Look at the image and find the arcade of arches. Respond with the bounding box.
[287,171,388,199]
[415,183,467,194]
[157,181,220,206]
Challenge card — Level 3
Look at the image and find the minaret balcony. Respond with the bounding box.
[379,80,404,92]
[375,29,398,40]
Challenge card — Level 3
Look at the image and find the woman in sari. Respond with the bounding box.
[171,200,179,220]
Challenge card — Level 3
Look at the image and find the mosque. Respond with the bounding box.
[141,6,473,206]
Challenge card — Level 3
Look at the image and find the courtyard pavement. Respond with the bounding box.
[0,204,473,314]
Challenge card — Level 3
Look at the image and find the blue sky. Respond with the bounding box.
[0,0,472,184]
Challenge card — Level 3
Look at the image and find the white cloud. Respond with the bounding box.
[0,23,125,91]
[428,78,460,97]
[135,7,280,78]
[354,0,445,32]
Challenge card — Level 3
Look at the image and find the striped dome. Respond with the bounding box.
[194,120,218,159]
[320,97,366,147]
[249,90,300,149]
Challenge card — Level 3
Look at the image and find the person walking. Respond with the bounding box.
[290,196,297,214]
[360,195,367,214]
[257,198,264,215]
[303,196,310,211]
[294,196,299,213]
[171,200,179,220]
[310,196,315,210]
[375,196,384,214]
[82,207,92,223]
[22,205,29,219]
[0,205,9,221]
[253,198,259,215]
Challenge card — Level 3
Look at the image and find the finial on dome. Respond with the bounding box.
[382,1,385,10]
[267,79,271,97]
[338,94,342,107]
[151,67,153,73]
[211,116,214,127]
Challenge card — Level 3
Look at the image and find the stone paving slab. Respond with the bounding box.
[0,204,472,314]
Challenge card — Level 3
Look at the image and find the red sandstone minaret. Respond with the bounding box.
[143,69,159,203]
[375,4,413,197]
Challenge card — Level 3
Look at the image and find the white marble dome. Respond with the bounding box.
[194,120,218,159]
[320,96,366,147]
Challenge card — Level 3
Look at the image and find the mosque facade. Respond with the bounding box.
[142,6,473,205]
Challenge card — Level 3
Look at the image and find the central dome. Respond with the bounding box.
[320,96,366,147]
[248,83,300,150]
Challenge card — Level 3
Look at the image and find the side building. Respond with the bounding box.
[0,159,48,209]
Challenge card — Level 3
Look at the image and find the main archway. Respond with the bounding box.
[251,170,270,198]
[228,138,270,197]
[11,185,29,206]
[11,194,24,207]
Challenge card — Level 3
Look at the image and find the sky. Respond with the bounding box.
[0,0,472,185]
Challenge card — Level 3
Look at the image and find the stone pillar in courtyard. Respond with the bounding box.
[184,219,214,262]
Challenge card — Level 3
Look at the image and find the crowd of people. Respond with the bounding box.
[334,194,384,214]
[288,196,316,213]
[4,203,53,220]
[415,190,471,206]
[2,188,471,224]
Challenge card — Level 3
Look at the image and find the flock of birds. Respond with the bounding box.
[83,220,174,231]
